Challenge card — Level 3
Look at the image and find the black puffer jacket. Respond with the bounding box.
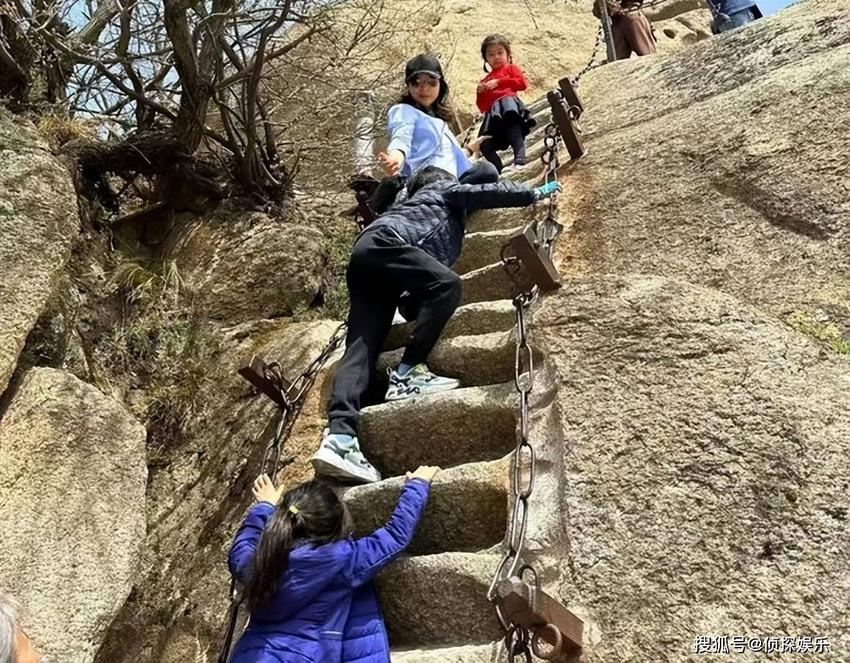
[365,179,537,267]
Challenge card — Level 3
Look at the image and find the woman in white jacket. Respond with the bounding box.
[371,53,497,213]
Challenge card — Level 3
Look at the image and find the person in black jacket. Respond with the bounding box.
[311,166,561,484]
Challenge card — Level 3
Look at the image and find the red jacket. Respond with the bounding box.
[476,63,529,114]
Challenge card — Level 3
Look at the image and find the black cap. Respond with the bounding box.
[405,54,443,83]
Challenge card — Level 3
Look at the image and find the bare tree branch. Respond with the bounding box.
[74,0,118,46]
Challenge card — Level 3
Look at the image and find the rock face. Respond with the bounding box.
[535,276,850,660]
[0,109,78,397]
[562,0,850,334]
[92,319,343,663]
[0,368,147,663]
[165,208,325,323]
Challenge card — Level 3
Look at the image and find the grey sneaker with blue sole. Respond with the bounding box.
[310,431,381,484]
[385,363,460,402]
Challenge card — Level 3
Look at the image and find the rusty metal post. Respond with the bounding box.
[547,90,586,161]
[497,577,583,654]
[509,225,560,293]
[558,76,584,118]
[596,0,617,63]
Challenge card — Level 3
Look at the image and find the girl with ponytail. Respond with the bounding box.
[227,467,439,663]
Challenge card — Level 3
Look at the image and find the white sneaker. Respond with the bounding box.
[385,364,460,401]
[310,430,381,484]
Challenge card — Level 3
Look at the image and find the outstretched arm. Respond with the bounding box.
[345,471,436,587]
[228,502,276,583]
[443,180,539,215]
[386,104,418,160]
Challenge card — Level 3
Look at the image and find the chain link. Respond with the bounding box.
[539,124,564,259]
[577,0,675,85]
[255,322,347,480]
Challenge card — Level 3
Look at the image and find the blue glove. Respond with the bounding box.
[533,181,562,201]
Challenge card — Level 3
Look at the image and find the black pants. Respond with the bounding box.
[327,227,461,437]
[481,118,527,172]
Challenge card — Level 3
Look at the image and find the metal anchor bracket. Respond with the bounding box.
[546,90,586,161]
[558,76,584,118]
[238,355,296,409]
[497,576,584,657]
[509,225,561,293]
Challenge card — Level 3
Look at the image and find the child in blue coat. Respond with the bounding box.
[227,466,439,662]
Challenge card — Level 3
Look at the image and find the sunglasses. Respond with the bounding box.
[408,74,440,88]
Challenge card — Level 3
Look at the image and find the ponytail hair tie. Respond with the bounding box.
[288,505,299,516]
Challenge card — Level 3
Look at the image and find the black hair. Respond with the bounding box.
[244,480,351,613]
[406,165,456,196]
[480,34,513,72]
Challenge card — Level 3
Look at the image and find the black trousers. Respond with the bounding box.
[480,118,527,172]
[327,227,461,437]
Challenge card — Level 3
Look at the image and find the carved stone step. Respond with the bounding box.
[383,300,516,352]
[377,552,504,649]
[456,226,523,275]
[527,96,549,114]
[344,459,508,556]
[391,642,503,662]
[359,382,517,475]
[461,263,533,306]
[467,205,534,233]
[377,331,517,389]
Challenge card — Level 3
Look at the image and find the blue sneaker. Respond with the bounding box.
[310,430,381,483]
[385,364,460,401]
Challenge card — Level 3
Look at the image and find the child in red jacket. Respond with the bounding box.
[476,34,537,172]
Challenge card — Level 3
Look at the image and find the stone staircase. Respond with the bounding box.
[341,102,567,661]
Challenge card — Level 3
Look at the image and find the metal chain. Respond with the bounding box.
[576,0,676,84]
[257,322,347,479]
[218,322,347,663]
[538,124,565,258]
[486,284,538,661]
[489,125,567,661]
[573,26,603,84]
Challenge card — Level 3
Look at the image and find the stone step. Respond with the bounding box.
[527,96,549,115]
[377,331,519,389]
[377,552,504,649]
[344,459,508,556]
[383,300,516,352]
[359,382,517,475]
[467,204,533,233]
[461,263,533,307]
[455,226,523,275]
[391,642,502,662]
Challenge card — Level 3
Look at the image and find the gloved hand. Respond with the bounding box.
[533,181,562,201]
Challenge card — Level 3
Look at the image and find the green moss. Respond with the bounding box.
[94,259,221,454]
[786,311,850,356]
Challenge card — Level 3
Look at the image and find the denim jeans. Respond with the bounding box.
[714,8,757,33]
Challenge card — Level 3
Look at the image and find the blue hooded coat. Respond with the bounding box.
[227,479,430,663]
